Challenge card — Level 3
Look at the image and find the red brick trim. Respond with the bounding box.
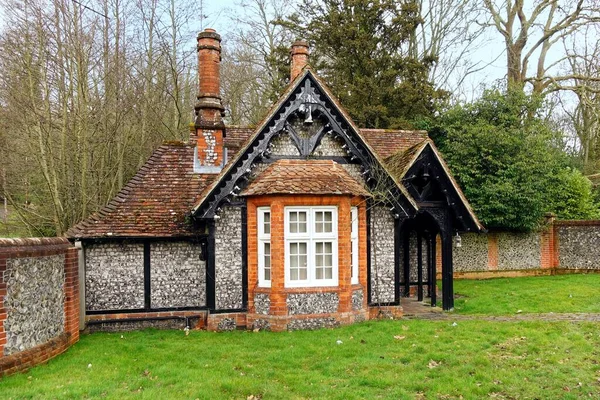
[246,309,368,332]
[206,312,246,331]
[455,269,554,279]
[368,305,403,320]
[487,234,498,270]
[554,220,600,226]
[0,333,73,377]
[0,238,80,377]
[455,268,600,280]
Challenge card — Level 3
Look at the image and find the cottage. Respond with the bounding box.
[67,29,483,331]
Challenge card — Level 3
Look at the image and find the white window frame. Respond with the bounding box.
[351,206,359,284]
[284,206,338,288]
[257,207,271,287]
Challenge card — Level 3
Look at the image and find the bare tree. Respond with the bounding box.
[221,0,295,126]
[408,0,489,94]
[557,24,600,172]
[483,0,600,95]
[0,0,200,235]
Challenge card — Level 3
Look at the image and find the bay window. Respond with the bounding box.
[285,206,338,287]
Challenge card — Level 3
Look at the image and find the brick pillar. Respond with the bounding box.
[338,198,352,312]
[488,233,499,271]
[194,28,225,172]
[290,40,309,81]
[246,203,258,313]
[540,213,556,269]
[269,200,286,316]
[64,247,80,345]
[0,250,6,354]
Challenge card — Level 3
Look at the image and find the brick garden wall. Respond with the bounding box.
[453,218,600,278]
[0,238,79,377]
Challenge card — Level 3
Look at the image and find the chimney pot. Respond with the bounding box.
[290,40,309,81]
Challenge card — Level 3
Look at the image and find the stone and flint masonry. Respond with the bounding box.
[67,29,484,331]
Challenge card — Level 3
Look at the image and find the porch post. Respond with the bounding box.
[403,232,410,297]
[417,232,423,301]
[441,230,454,310]
[429,235,437,307]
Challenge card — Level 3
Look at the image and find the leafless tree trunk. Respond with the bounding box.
[483,0,600,95]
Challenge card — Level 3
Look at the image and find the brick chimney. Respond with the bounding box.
[194,28,226,173]
[290,40,309,81]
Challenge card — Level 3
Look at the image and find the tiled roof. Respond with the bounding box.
[225,127,254,154]
[360,129,428,159]
[384,141,428,180]
[66,143,215,239]
[241,159,370,197]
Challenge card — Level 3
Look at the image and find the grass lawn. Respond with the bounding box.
[0,275,599,399]
[453,273,600,315]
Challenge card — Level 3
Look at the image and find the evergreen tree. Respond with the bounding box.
[431,90,600,231]
[284,0,445,129]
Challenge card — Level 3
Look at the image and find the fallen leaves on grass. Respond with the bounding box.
[393,335,406,340]
[428,360,441,369]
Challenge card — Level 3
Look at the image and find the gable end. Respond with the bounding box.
[192,71,417,220]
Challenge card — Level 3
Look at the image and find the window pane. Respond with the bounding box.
[299,268,307,280]
[316,242,323,253]
[324,242,332,253]
[350,245,354,278]
[298,221,307,233]
[315,223,323,233]
[316,268,323,279]
[300,254,307,267]
[299,212,307,222]
[323,212,332,232]
[325,268,332,279]
[289,242,308,282]
[264,212,270,234]
[325,254,333,266]
[265,268,271,281]
[316,254,323,267]
[299,242,307,254]
[315,211,333,233]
